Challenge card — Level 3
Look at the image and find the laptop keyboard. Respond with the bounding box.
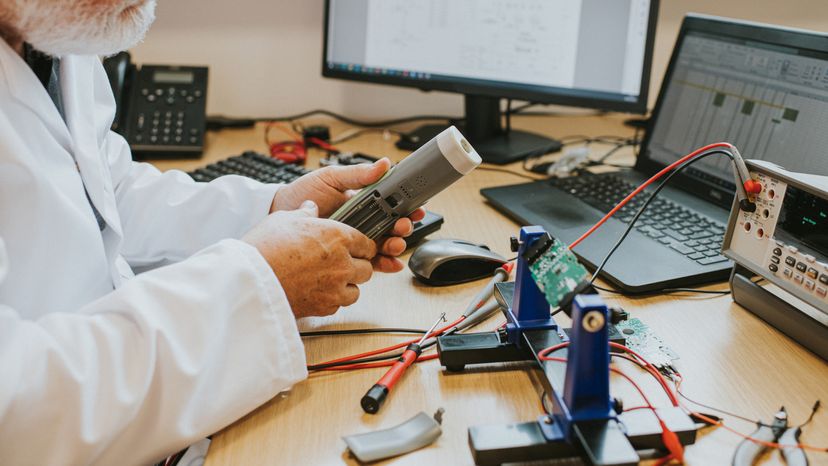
[554,174,729,266]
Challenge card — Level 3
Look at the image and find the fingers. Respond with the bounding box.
[350,258,373,285]
[378,236,407,257]
[372,255,404,273]
[409,208,426,222]
[391,218,414,237]
[320,158,392,191]
[344,228,378,259]
[296,200,319,217]
[341,284,360,306]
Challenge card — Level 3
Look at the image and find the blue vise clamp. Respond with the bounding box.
[436,226,697,465]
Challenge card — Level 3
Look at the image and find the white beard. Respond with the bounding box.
[18,0,157,57]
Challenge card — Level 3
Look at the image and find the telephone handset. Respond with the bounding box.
[103,52,209,160]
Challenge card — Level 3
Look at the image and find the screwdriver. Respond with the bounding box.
[361,312,446,414]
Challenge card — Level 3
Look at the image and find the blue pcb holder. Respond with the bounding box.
[436,226,696,465]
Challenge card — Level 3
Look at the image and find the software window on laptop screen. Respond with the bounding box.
[647,31,828,182]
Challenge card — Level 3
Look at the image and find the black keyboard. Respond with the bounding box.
[188,151,310,183]
[554,174,729,266]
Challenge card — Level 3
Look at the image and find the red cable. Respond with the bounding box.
[318,353,439,372]
[568,142,734,250]
[309,316,466,367]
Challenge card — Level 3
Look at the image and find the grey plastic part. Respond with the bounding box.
[343,411,442,463]
[330,127,478,240]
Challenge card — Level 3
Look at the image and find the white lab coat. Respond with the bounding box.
[0,39,308,465]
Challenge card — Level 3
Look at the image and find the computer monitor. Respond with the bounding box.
[323,0,659,164]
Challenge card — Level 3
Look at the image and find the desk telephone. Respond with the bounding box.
[103,52,208,159]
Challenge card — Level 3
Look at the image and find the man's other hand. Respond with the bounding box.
[270,158,426,273]
[244,201,377,318]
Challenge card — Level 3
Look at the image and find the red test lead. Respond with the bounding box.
[360,313,446,414]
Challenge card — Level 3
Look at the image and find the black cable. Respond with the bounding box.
[588,150,734,285]
[300,328,426,338]
[799,400,821,428]
[476,165,543,181]
[592,284,731,297]
[671,377,764,426]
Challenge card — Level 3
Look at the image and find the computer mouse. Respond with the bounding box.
[408,239,508,286]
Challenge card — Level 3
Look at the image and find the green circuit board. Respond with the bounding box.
[527,236,589,308]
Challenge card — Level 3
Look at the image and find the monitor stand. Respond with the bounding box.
[396,95,562,165]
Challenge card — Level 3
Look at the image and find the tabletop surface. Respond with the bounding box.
[151,114,828,466]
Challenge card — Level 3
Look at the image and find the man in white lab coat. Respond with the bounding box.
[0,1,424,465]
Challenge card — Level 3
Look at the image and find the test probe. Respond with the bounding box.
[361,313,447,414]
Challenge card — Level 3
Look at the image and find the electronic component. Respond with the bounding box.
[330,126,481,240]
[722,160,828,360]
[614,318,678,374]
[523,232,589,308]
[361,313,447,414]
[319,151,380,167]
[302,125,331,147]
[343,409,444,463]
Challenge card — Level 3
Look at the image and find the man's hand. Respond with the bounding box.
[244,201,377,318]
[271,158,425,273]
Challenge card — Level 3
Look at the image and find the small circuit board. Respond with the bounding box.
[614,318,678,374]
[524,234,590,308]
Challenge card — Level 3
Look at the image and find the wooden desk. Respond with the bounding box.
[154,114,828,466]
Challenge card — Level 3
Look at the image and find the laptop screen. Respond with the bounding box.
[643,21,828,199]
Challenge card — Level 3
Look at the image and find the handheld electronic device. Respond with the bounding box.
[722,159,828,360]
[323,0,659,164]
[103,52,209,160]
[330,126,481,240]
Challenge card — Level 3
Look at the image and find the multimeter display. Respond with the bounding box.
[777,185,828,258]
[153,70,194,84]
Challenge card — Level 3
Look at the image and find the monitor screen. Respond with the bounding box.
[324,0,656,112]
[644,29,828,194]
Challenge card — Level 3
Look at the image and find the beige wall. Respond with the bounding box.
[131,0,828,120]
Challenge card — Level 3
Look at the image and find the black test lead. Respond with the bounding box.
[361,312,447,414]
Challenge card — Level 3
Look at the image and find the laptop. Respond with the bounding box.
[482,14,828,293]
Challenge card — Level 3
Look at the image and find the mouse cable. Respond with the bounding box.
[300,328,427,338]
[591,284,731,297]
[586,149,733,285]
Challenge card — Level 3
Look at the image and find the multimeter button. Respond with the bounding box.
[805,254,816,263]
[193,89,203,98]
[146,94,157,102]
[773,248,782,256]
[805,280,815,291]
[149,135,158,143]
[134,134,143,143]
[154,88,164,96]
[189,136,198,144]
[176,120,185,127]
[167,87,176,94]
[163,128,171,135]
[177,111,185,119]
[175,128,184,136]
[150,127,158,135]
[162,136,170,144]
[820,274,828,285]
[174,136,183,144]
[817,287,827,298]
[179,89,188,97]
[141,88,149,96]
[770,256,780,265]
[189,128,199,135]
[783,268,793,278]
[166,97,176,105]
[806,268,818,279]
[185,95,195,104]
[794,274,804,284]
[785,256,796,266]
[769,263,779,273]
[796,262,807,273]
[787,245,799,254]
